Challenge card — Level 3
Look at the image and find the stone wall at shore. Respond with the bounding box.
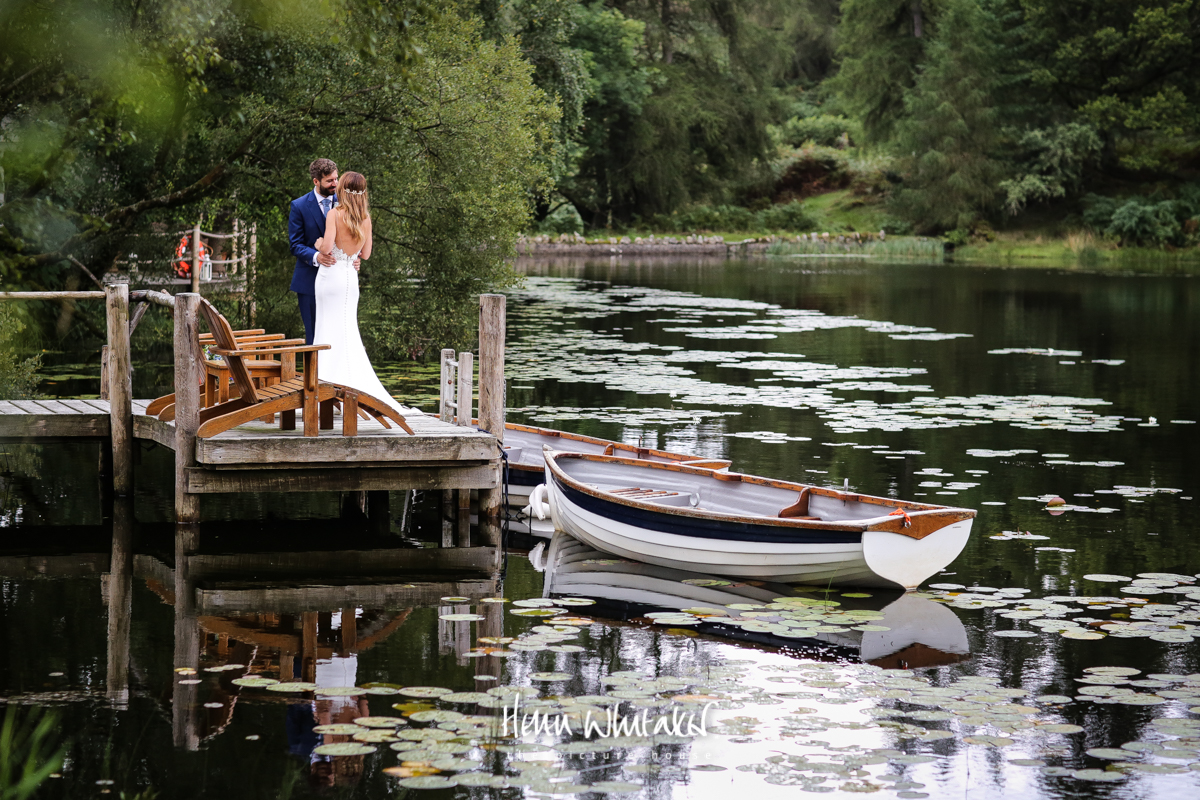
[516,231,888,256]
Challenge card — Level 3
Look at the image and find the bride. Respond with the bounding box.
[312,171,410,415]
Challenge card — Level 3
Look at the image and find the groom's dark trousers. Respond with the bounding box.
[288,191,330,345]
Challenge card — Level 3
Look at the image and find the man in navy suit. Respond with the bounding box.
[289,158,355,344]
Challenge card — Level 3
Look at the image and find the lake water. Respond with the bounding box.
[3,255,1199,799]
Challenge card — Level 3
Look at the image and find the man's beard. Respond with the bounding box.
[317,184,336,197]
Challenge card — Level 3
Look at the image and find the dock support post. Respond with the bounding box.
[191,222,201,294]
[174,294,202,524]
[478,294,506,549]
[456,351,474,546]
[105,284,133,496]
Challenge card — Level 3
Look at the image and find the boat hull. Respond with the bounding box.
[543,453,974,590]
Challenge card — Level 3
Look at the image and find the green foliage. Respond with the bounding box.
[890,0,1005,232]
[0,306,41,400]
[773,114,859,148]
[0,705,66,800]
[832,0,935,143]
[1003,0,1200,171]
[999,123,1103,214]
[1083,187,1200,247]
[1,0,552,357]
[651,201,816,233]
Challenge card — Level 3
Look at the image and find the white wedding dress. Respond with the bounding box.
[312,244,410,416]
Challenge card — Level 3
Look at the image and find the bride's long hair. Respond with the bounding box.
[334,171,370,242]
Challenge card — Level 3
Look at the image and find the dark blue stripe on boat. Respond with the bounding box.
[556,477,863,545]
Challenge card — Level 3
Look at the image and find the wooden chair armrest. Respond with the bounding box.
[212,344,331,357]
[235,338,305,349]
[199,329,266,340]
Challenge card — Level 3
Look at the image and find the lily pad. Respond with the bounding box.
[313,742,376,756]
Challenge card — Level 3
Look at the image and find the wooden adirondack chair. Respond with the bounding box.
[147,330,301,418]
[161,299,414,438]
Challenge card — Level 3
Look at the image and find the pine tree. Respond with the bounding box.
[890,0,1005,232]
[832,0,937,143]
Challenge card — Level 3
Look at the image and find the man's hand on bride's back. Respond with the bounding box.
[317,252,336,267]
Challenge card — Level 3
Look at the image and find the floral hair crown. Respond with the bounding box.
[342,188,366,195]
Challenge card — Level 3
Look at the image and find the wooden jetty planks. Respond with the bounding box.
[0,398,109,439]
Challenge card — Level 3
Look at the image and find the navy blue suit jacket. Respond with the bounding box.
[288,191,334,295]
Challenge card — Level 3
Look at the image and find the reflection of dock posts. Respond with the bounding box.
[340,608,357,653]
[301,612,318,683]
[106,498,134,708]
[439,348,456,547]
[367,491,389,535]
[105,284,133,496]
[173,523,200,750]
[174,294,201,524]
[475,597,503,684]
[477,295,506,549]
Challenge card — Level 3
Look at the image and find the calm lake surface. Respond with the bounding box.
[3,255,1199,799]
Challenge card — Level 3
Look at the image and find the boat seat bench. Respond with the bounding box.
[609,487,696,507]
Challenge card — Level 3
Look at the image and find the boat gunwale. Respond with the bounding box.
[545,450,976,541]
[501,421,731,469]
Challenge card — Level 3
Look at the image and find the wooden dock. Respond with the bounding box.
[0,286,508,543]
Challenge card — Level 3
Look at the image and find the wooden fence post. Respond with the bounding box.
[249,223,257,326]
[105,283,133,496]
[478,294,506,547]
[190,222,201,294]
[456,350,473,546]
[174,293,202,524]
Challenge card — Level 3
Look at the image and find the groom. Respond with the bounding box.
[288,158,357,344]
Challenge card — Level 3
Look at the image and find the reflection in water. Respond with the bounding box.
[2,256,1199,799]
[538,533,968,669]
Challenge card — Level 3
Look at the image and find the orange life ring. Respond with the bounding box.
[175,235,210,278]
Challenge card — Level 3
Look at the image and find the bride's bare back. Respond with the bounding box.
[317,208,373,260]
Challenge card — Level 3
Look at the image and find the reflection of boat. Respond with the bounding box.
[540,533,969,667]
[494,422,729,501]
[539,450,976,590]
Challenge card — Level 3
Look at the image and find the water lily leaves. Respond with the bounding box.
[995,630,1037,638]
[313,723,365,735]
[531,672,573,681]
[554,597,597,606]
[353,730,399,743]
[355,716,405,728]
[454,773,510,787]
[397,728,457,742]
[548,644,586,653]
[316,687,365,697]
[399,686,453,698]
[439,613,486,622]
[408,710,464,723]
[313,742,375,756]
[397,775,458,789]
[512,608,559,617]
[1040,724,1085,734]
[1071,769,1124,781]
[266,682,318,693]
[1084,575,1132,583]
[363,685,402,695]
[1087,748,1133,760]
[231,677,278,687]
[590,781,643,792]
[430,758,481,771]
[441,691,491,703]
[440,596,471,603]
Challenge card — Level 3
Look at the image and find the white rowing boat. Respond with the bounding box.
[534,449,976,590]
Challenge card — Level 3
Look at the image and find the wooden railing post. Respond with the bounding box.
[478,294,505,547]
[190,222,201,294]
[174,293,202,524]
[439,348,456,545]
[249,223,258,326]
[455,351,474,546]
[105,283,133,496]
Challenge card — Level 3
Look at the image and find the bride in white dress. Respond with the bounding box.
[312,171,410,415]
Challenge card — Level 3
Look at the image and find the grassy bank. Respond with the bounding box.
[954,232,1200,269]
